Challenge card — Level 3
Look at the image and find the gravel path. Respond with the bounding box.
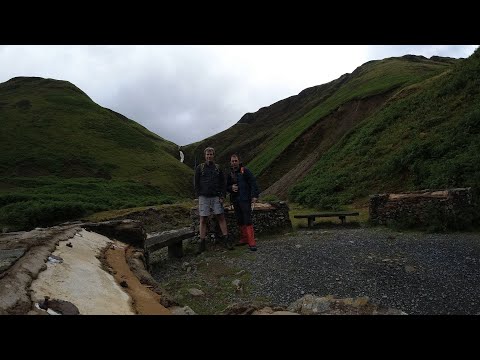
[153,227,480,315]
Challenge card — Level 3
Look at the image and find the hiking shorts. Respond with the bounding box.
[198,196,224,216]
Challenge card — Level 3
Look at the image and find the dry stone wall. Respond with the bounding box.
[369,188,476,230]
[190,201,292,242]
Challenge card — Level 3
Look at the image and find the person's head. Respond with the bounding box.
[230,154,240,170]
[204,147,215,164]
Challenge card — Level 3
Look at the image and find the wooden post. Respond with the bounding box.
[339,215,346,224]
[168,242,184,258]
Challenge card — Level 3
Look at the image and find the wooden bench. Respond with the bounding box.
[294,212,360,227]
[144,227,195,259]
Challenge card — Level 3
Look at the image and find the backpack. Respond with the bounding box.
[200,162,220,175]
[231,166,250,187]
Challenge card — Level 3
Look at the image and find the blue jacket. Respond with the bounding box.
[226,164,260,203]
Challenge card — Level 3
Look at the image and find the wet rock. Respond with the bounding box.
[271,310,299,315]
[188,288,204,297]
[170,305,196,315]
[288,294,407,315]
[83,220,146,247]
[47,299,80,315]
[220,302,287,315]
[38,296,80,315]
[231,279,243,293]
[252,306,274,315]
[0,248,26,272]
[47,255,63,264]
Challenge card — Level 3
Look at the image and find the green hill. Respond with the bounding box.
[183,50,480,228]
[290,49,480,210]
[0,77,193,231]
[183,55,460,197]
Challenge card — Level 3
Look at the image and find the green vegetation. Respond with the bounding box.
[84,200,194,223]
[85,201,195,233]
[182,77,348,170]
[0,77,193,231]
[155,247,270,314]
[290,49,480,219]
[183,56,457,201]
[247,57,452,177]
[0,177,180,231]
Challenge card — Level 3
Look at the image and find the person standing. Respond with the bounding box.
[194,147,232,254]
[226,153,260,251]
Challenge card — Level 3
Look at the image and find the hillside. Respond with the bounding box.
[182,55,459,198]
[0,77,193,231]
[291,49,480,210]
[182,74,349,170]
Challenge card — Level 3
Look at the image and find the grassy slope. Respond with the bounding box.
[0,77,192,194]
[0,77,193,230]
[182,56,454,197]
[290,49,480,210]
[182,76,349,170]
[247,56,453,177]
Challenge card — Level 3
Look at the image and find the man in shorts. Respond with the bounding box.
[194,147,232,254]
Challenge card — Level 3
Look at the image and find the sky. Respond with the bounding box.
[0,45,477,145]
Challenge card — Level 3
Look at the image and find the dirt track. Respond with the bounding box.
[104,241,171,315]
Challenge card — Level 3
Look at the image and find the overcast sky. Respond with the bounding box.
[0,45,477,145]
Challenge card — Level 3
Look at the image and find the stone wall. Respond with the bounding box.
[82,220,146,247]
[369,188,477,230]
[190,201,292,242]
[107,205,191,233]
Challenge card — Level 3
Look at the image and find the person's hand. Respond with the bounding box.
[232,184,238,192]
[251,197,257,203]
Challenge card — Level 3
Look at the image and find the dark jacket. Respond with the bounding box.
[226,163,260,203]
[194,162,226,198]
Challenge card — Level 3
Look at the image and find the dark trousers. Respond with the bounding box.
[233,201,252,225]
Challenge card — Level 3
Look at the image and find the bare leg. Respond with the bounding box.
[217,213,233,250]
[196,216,208,254]
[199,216,208,239]
[217,214,228,236]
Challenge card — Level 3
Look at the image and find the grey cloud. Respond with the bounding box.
[0,45,477,146]
[102,49,246,145]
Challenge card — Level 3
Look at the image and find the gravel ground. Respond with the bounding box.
[152,226,480,315]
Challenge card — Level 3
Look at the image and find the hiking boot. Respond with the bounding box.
[196,238,206,254]
[222,234,234,250]
[248,245,257,252]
